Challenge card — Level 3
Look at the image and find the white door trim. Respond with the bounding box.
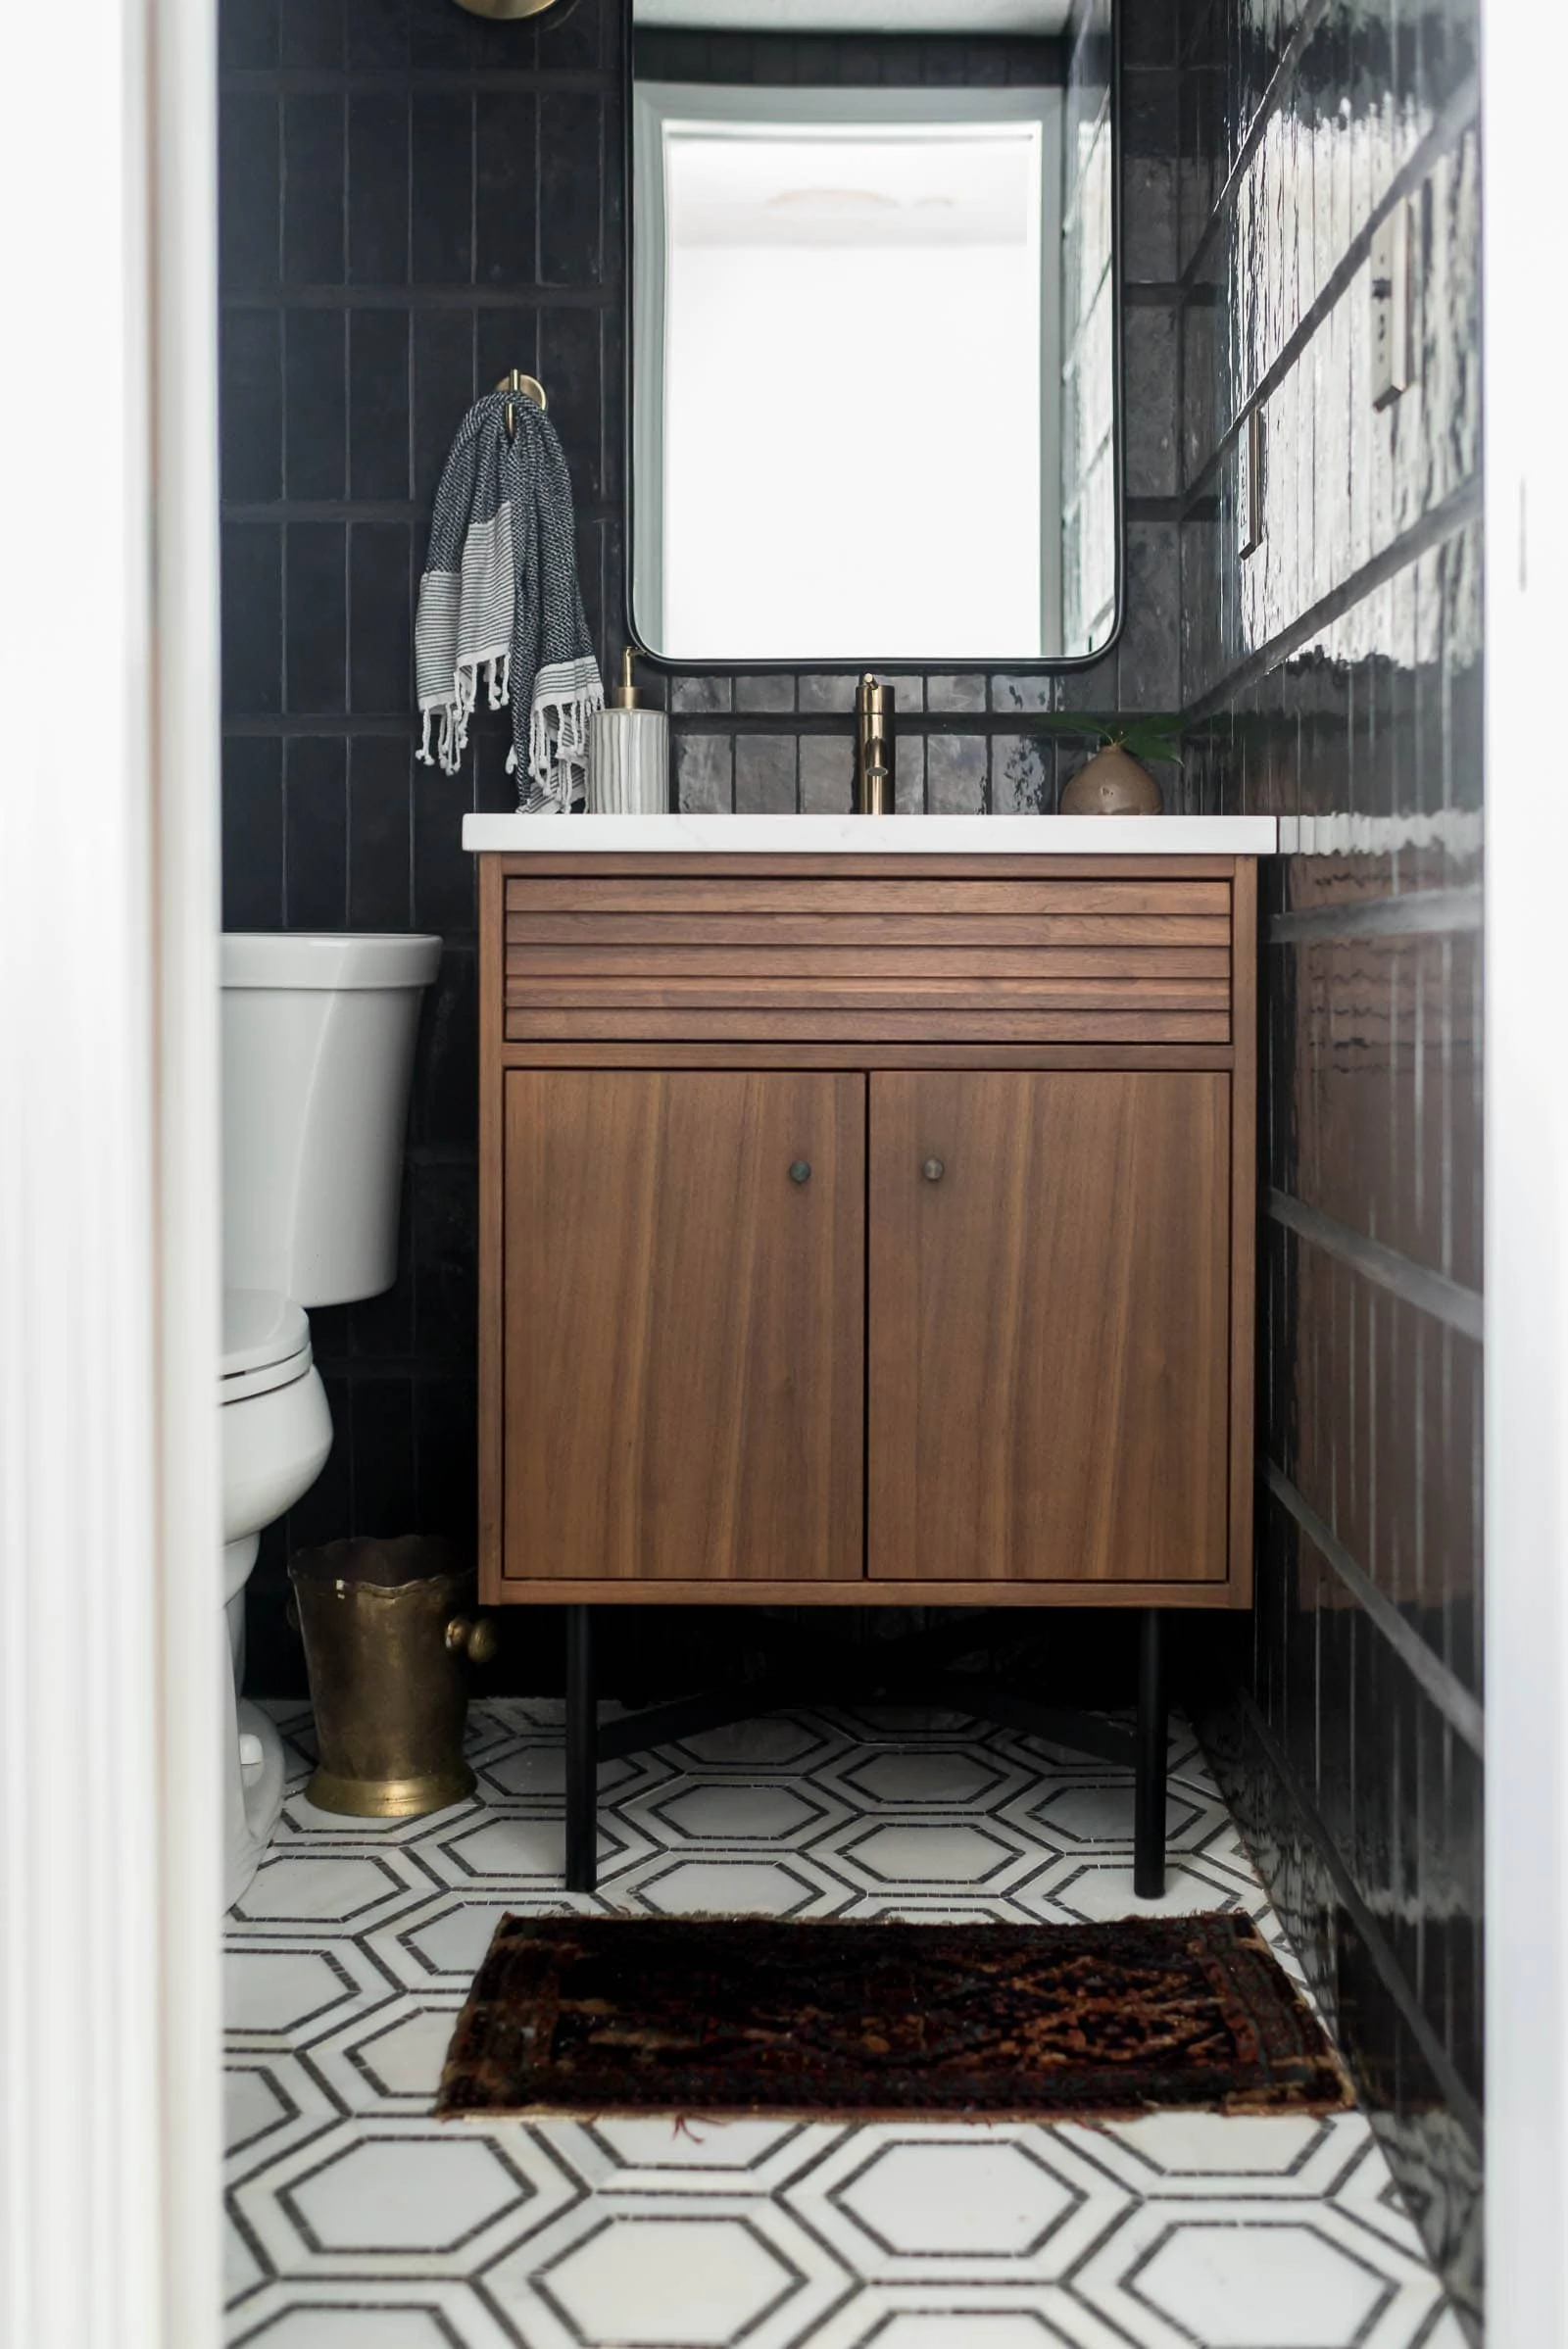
[0,0,223,2340]
[1483,0,1568,2340]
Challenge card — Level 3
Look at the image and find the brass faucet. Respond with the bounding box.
[854,674,896,814]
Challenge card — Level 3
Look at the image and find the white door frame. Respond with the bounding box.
[0,0,1560,2343]
[1483,0,1568,2342]
[0,0,223,2341]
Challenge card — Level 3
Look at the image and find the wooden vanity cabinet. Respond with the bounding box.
[868,1068,1232,1590]
[478,853,1256,1613]
[499,1066,864,1588]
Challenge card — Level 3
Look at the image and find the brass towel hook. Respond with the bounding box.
[495,368,547,442]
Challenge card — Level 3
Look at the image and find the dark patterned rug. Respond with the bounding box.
[436,1913,1351,2122]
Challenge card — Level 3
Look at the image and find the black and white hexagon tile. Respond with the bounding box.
[224,1701,1468,2349]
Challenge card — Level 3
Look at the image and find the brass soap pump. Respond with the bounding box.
[587,648,669,812]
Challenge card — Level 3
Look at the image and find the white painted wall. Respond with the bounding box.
[0,0,223,2341]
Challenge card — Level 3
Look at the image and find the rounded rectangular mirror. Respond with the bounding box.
[629,2,1119,669]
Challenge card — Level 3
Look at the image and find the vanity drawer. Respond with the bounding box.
[501,873,1234,1045]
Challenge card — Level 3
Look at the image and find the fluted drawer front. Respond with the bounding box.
[502,872,1234,1045]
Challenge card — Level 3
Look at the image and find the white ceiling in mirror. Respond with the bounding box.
[637,3,1072,31]
[669,125,1041,248]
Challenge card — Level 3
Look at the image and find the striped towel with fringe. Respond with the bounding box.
[415,391,603,812]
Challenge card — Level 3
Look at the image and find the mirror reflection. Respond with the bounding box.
[630,2,1117,667]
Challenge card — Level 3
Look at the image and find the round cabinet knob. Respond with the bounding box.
[922,1157,946,1183]
[789,1160,812,1184]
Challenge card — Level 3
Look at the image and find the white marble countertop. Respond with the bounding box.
[462,812,1279,855]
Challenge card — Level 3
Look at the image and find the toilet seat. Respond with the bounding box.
[221,1286,313,1404]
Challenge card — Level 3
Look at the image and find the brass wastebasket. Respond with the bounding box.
[287,1537,498,1817]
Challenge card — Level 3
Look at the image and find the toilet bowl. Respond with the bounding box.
[220,1289,332,1908]
[220,931,441,1905]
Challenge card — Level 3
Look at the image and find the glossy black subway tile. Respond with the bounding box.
[283,736,349,929]
[536,306,605,503]
[221,736,285,929]
[347,0,410,73]
[220,0,278,73]
[411,1158,479,1370]
[346,734,414,933]
[990,734,1053,814]
[671,675,733,713]
[413,1374,480,1549]
[348,1379,418,1541]
[412,757,477,938]
[412,311,478,502]
[1116,521,1182,709]
[221,520,283,716]
[735,673,796,713]
[411,91,474,284]
[348,309,413,502]
[283,308,347,501]
[410,0,478,73]
[347,94,412,289]
[734,734,798,813]
[349,522,414,713]
[1123,154,1180,282]
[475,90,540,288]
[284,520,348,713]
[991,672,1057,712]
[411,945,479,1152]
[220,92,280,293]
[280,0,341,70]
[800,736,854,813]
[674,731,733,811]
[927,674,987,713]
[282,94,347,286]
[221,308,283,505]
[344,1210,415,1374]
[539,91,605,287]
[927,734,988,814]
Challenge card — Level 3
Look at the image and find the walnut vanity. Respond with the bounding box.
[464,812,1277,1895]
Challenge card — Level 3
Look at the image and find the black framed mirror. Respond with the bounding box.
[625,1,1121,671]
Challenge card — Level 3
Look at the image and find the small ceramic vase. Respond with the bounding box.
[1059,743,1164,815]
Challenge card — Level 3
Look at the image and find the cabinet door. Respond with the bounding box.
[503,1069,863,1584]
[868,1071,1231,1587]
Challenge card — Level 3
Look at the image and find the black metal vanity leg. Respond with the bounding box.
[1134,1609,1167,1900]
[565,1605,598,1894]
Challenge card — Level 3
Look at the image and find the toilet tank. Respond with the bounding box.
[221,933,442,1306]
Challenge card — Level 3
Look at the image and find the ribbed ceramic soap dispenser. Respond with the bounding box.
[588,650,668,813]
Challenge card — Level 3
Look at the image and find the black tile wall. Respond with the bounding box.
[219,0,623,1693]
[1173,0,1485,2325]
[632,27,1065,87]
[219,0,1192,1699]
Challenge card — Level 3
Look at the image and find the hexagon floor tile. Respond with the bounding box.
[282,2133,532,2258]
[831,2139,1081,2263]
[223,1700,1467,2348]
[525,2210,808,2345]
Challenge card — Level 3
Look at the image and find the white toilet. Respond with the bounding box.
[220,931,442,1907]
